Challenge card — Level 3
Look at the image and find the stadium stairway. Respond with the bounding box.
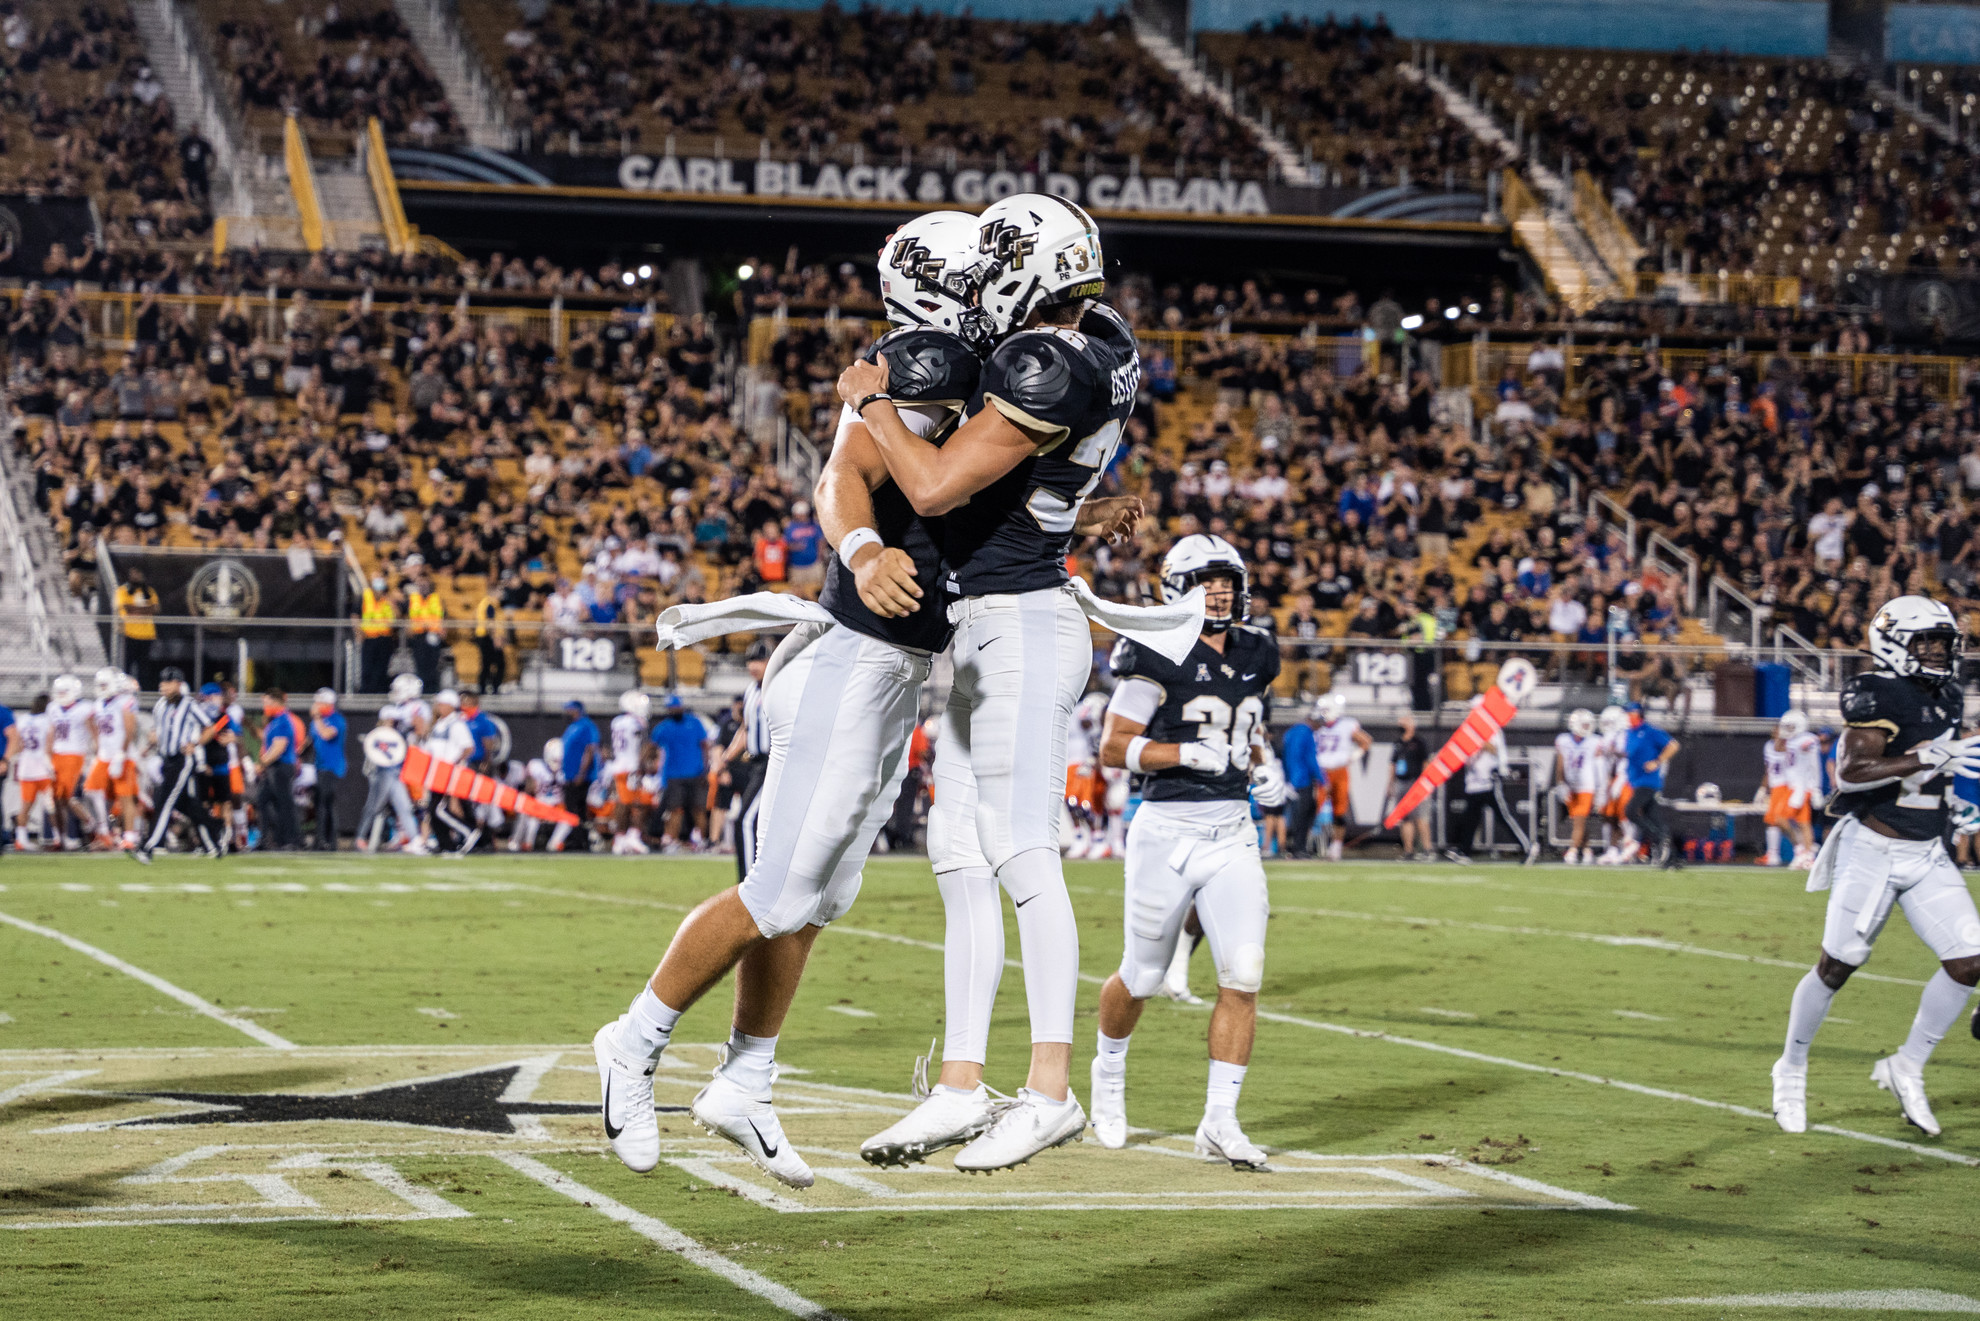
[394,0,514,151]
[1130,23,1308,181]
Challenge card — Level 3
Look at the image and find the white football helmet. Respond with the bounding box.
[1695,782,1723,803]
[620,690,651,722]
[1315,693,1346,724]
[1567,708,1596,739]
[93,667,122,699]
[51,674,81,704]
[1777,710,1809,739]
[1159,533,1249,633]
[1597,705,1627,737]
[1868,595,1961,679]
[542,738,563,767]
[878,210,995,351]
[388,673,423,703]
[975,193,1105,338]
[1074,690,1109,733]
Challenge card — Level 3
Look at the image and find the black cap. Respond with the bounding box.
[158,666,185,683]
[746,639,774,662]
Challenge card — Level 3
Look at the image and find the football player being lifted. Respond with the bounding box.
[1771,597,1980,1138]
[1088,535,1279,1169]
[843,194,1160,1174]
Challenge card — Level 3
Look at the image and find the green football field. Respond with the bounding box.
[3,852,1980,1319]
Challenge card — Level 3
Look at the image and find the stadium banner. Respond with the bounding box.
[104,549,349,625]
[389,147,1487,223]
[1866,273,1980,342]
[0,194,98,277]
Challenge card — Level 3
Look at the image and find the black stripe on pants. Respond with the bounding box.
[144,754,220,853]
[732,754,769,883]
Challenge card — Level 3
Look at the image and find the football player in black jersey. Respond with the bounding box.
[842,194,1150,1173]
[1771,596,1980,1139]
[592,212,1009,1192]
[1089,534,1279,1170]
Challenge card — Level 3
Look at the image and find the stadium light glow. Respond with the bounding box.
[738,264,755,280]
[637,264,653,279]
[620,271,636,286]
[1399,314,1423,330]
[1444,305,1460,319]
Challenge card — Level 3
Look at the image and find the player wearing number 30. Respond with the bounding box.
[1088,535,1279,1169]
[1771,596,1980,1140]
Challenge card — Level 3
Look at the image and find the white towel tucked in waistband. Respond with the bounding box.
[653,592,834,650]
[1067,579,1206,665]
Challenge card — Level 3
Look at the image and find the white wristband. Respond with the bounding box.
[837,527,882,565]
[1126,736,1153,773]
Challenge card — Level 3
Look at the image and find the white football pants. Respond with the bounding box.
[736,621,932,938]
[929,587,1094,1060]
[1820,817,1980,967]
[1118,803,1270,997]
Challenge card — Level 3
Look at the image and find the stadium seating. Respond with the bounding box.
[461,1,1268,175]
[1196,17,1498,187]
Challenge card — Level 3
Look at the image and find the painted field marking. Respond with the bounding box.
[0,908,296,1049]
[1613,1010,1671,1022]
[1251,1007,1980,1168]
[823,1006,876,1018]
[1270,903,1929,987]
[494,1152,841,1320]
[1418,1008,1477,1020]
[1645,1289,1980,1312]
[0,1069,98,1105]
[415,1007,458,1020]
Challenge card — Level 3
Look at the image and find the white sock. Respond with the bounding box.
[937,866,1003,1067]
[549,821,571,850]
[1781,968,1837,1068]
[86,790,108,832]
[1095,1030,1131,1073]
[933,1082,979,1097]
[1765,826,1782,861]
[617,986,682,1059]
[1897,970,1975,1072]
[998,847,1079,1047]
[721,1027,778,1094]
[1206,1059,1248,1113]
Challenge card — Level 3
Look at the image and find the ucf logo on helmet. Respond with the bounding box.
[889,236,948,293]
[979,218,1036,269]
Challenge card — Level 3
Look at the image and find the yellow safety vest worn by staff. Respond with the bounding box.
[115,585,158,640]
[359,588,397,638]
[407,590,444,636]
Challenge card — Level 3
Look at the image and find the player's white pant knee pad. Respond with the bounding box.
[1119,957,1168,1000]
[927,792,989,872]
[1218,943,1266,994]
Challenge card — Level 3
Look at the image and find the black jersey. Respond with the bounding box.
[943,302,1139,597]
[1110,626,1279,803]
[821,326,980,653]
[1833,669,1965,841]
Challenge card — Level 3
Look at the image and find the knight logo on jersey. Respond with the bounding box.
[979,218,1036,270]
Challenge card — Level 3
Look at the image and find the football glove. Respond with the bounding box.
[1915,732,1980,778]
[1787,789,1807,811]
[1954,798,1980,837]
[1178,737,1229,774]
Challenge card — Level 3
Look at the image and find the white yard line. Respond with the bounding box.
[1271,903,1928,988]
[0,1069,97,1105]
[493,1153,841,1320]
[0,908,296,1049]
[1253,1008,1980,1168]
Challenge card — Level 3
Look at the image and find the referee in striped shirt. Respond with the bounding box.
[728,640,773,880]
[135,667,224,863]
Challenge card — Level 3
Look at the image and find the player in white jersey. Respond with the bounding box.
[356,673,430,853]
[1063,691,1111,859]
[1312,694,1371,860]
[1761,710,1822,868]
[511,739,565,852]
[425,690,480,855]
[1593,705,1637,864]
[12,695,53,850]
[47,675,93,850]
[83,668,141,849]
[609,691,653,855]
[1552,709,1602,863]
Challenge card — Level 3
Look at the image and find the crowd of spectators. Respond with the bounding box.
[1200,15,1500,187]
[209,0,458,149]
[0,2,210,241]
[469,0,1267,176]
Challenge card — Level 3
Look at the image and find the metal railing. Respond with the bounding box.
[1443,340,1969,406]
[1707,575,1765,650]
[1571,170,1644,286]
[153,0,256,215]
[284,116,327,253]
[1772,624,1834,690]
[1643,530,1700,614]
[1587,490,1637,561]
[1632,270,1803,308]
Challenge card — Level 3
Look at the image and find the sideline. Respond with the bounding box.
[0,908,297,1049]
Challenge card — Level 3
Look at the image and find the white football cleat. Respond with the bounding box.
[691,1071,814,1189]
[1562,847,1580,865]
[400,837,433,856]
[1771,1060,1807,1134]
[592,1021,661,1173]
[1327,839,1344,861]
[1871,1056,1941,1137]
[1089,1056,1127,1149]
[953,1088,1085,1173]
[860,1083,998,1167]
[1195,1108,1271,1170]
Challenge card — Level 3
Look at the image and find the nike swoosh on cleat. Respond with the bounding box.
[748,1118,779,1157]
[602,1074,623,1140]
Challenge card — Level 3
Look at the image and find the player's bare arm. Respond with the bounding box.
[815,419,921,618]
[1101,711,1178,772]
[836,354,1041,516]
